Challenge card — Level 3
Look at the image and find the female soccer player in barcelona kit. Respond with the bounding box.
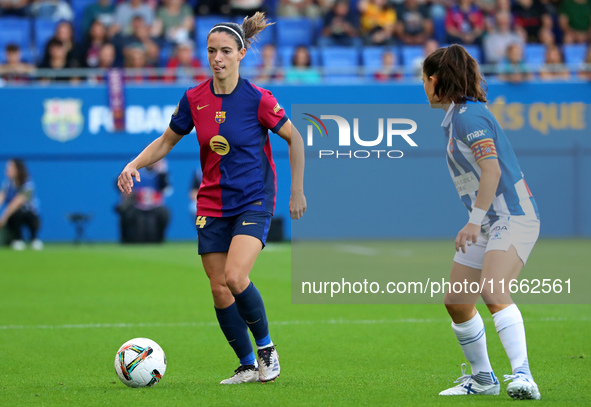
[422,45,541,400]
[118,13,306,384]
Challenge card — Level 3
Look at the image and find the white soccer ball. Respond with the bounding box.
[114,338,167,388]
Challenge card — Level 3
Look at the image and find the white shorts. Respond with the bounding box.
[453,216,540,270]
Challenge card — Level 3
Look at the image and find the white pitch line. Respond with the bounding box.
[335,244,379,256]
[0,316,588,331]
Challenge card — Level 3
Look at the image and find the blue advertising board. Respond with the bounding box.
[0,80,590,241]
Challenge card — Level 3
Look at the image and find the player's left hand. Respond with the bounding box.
[0,216,6,228]
[290,191,307,220]
[455,223,481,253]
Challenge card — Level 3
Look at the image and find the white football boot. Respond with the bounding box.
[220,364,259,385]
[439,363,500,396]
[257,345,280,382]
[504,374,541,400]
[10,240,25,251]
[31,239,44,250]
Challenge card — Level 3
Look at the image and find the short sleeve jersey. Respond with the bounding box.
[441,99,539,223]
[1,179,37,213]
[169,77,287,217]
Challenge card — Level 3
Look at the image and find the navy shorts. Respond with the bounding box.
[196,210,272,255]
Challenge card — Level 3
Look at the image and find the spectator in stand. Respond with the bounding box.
[285,45,321,84]
[29,0,73,21]
[483,11,524,65]
[512,0,554,43]
[124,44,156,82]
[98,42,116,68]
[412,38,439,76]
[539,44,571,79]
[578,46,591,79]
[194,0,230,16]
[0,44,34,83]
[151,0,194,44]
[87,43,117,83]
[229,0,265,17]
[277,0,322,18]
[445,0,485,45]
[80,20,110,68]
[374,50,402,81]
[254,43,283,82]
[112,0,155,37]
[42,21,79,68]
[395,0,433,45]
[82,0,116,37]
[122,15,160,67]
[559,0,591,43]
[0,0,29,16]
[320,0,359,46]
[498,42,532,82]
[164,40,206,83]
[116,159,170,243]
[38,38,78,82]
[359,0,397,45]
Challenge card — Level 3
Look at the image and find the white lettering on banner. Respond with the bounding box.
[88,105,178,134]
[452,172,480,196]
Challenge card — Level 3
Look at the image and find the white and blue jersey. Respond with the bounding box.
[441,99,539,223]
[1,179,38,213]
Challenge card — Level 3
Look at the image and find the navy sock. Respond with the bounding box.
[215,303,254,365]
[233,282,271,347]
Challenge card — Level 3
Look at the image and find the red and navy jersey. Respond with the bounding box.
[169,77,287,217]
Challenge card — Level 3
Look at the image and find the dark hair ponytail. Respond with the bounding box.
[241,12,273,49]
[423,44,487,104]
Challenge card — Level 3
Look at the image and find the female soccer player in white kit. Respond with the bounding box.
[422,44,541,400]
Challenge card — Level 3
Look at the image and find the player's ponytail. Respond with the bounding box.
[423,44,487,104]
[241,12,273,49]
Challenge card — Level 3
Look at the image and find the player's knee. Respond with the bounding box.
[224,268,249,294]
[444,300,473,319]
[210,281,230,301]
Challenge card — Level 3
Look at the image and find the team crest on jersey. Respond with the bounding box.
[210,135,230,155]
[215,111,226,124]
[41,98,84,143]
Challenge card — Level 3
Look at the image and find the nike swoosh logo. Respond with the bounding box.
[242,221,257,226]
[246,318,261,324]
[196,104,209,110]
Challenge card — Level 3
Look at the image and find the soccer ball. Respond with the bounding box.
[114,338,167,388]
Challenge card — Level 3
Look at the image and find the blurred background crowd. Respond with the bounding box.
[0,0,589,84]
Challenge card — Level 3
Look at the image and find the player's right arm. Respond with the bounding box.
[118,127,183,194]
[119,91,195,195]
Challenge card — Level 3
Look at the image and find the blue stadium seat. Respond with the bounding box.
[524,44,546,69]
[195,16,228,48]
[159,43,174,67]
[71,0,98,40]
[276,18,312,47]
[34,19,58,62]
[241,48,263,68]
[320,46,359,78]
[401,46,423,67]
[0,17,32,54]
[462,45,482,64]
[564,44,587,65]
[280,46,320,67]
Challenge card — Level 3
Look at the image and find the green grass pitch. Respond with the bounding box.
[1,240,589,406]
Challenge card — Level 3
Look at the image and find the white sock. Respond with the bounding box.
[492,304,532,378]
[452,311,495,384]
